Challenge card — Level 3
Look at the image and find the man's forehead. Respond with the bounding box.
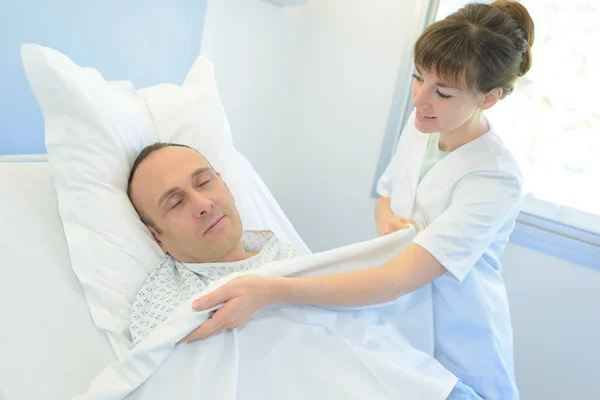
[132,147,210,202]
[141,147,208,175]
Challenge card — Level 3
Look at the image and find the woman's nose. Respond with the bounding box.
[412,85,430,109]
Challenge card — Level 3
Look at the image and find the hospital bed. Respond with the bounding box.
[0,155,456,400]
[0,154,312,400]
[0,45,453,400]
[0,156,117,399]
[0,45,314,399]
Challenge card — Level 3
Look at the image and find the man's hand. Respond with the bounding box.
[377,216,415,236]
[180,275,279,343]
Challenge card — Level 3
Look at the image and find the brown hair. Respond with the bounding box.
[414,0,535,98]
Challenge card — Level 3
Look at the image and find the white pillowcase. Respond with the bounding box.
[21,44,309,359]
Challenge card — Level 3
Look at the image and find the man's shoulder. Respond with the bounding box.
[151,254,179,276]
[158,254,178,267]
[135,255,179,294]
[241,230,298,261]
[241,230,276,252]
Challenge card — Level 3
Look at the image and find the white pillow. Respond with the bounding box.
[21,44,309,359]
[136,60,308,238]
[136,63,250,230]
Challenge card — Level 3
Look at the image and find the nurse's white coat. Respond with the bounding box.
[378,110,523,400]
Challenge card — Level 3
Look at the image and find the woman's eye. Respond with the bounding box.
[412,73,424,82]
[436,90,452,99]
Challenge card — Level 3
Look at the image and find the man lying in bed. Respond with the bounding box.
[127,142,481,400]
[127,142,299,346]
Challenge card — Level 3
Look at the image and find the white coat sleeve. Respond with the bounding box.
[376,152,399,198]
[412,170,522,282]
[376,111,416,198]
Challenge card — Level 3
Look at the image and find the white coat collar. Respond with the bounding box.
[417,128,496,192]
[397,123,497,229]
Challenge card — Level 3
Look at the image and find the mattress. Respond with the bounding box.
[0,160,115,400]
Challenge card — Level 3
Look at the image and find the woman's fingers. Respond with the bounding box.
[400,217,416,226]
[388,217,409,232]
[192,285,231,311]
[181,309,228,342]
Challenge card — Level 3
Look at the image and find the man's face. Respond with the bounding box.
[130,146,243,263]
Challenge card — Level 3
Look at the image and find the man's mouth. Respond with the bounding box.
[204,216,225,234]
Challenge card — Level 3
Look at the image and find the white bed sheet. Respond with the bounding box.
[0,158,444,400]
[0,154,312,399]
[76,227,455,400]
[0,161,116,400]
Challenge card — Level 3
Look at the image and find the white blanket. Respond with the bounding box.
[74,228,458,400]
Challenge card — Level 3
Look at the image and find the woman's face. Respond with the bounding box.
[411,66,485,134]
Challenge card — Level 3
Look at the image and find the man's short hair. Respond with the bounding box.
[126,143,197,233]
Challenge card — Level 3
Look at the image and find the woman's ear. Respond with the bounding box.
[479,87,502,110]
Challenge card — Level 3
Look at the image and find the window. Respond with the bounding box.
[434,0,600,240]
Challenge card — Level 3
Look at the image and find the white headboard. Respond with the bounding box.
[0,154,48,162]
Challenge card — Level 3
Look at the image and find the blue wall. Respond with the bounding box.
[0,1,207,155]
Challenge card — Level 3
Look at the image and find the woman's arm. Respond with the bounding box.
[375,196,395,226]
[181,243,445,342]
[273,243,445,307]
[375,196,415,236]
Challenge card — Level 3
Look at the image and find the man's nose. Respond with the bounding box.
[190,192,213,217]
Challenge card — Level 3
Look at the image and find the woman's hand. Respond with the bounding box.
[180,274,280,343]
[375,197,415,236]
[377,215,415,236]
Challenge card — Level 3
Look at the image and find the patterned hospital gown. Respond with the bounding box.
[129,231,298,347]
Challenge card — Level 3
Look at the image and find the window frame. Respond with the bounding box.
[512,196,600,270]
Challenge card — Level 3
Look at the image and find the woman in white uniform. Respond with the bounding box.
[187,1,534,398]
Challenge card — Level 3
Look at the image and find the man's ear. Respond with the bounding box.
[479,87,502,110]
[147,225,166,253]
